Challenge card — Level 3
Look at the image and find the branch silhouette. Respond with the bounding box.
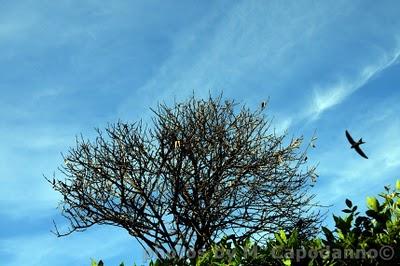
[46,94,324,260]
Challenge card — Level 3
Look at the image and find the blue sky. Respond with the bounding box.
[1,1,400,265]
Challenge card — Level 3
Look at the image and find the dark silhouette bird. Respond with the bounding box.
[261,101,266,109]
[345,130,368,159]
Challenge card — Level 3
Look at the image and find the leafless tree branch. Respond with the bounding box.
[47,94,326,260]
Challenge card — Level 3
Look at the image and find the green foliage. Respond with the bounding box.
[92,179,400,265]
[90,260,104,266]
[90,259,130,266]
[312,179,400,264]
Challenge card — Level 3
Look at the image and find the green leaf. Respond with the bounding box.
[283,258,292,266]
[337,230,344,240]
[366,209,377,218]
[396,180,400,191]
[333,215,339,224]
[355,216,366,225]
[321,226,334,242]
[275,229,287,245]
[98,260,104,266]
[288,229,298,246]
[366,196,379,212]
[280,229,287,242]
[342,209,353,213]
[91,259,97,266]
[335,216,349,233]
[345,198,352,208]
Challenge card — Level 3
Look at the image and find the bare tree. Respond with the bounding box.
[47,94,323,260]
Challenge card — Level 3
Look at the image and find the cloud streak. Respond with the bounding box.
[308,44,400,121]
[117,0,347,120]
[1,1,400,265]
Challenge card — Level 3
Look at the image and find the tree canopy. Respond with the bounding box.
[48,94,323,260]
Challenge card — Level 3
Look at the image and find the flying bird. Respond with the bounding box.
[261,101,266,109]
[345,130,368,159]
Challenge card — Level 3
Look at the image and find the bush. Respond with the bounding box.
[93,179,400,265]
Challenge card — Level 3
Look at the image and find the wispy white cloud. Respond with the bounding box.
[117,0,346,120]
[307,44,400,121]
[1,1,400,265]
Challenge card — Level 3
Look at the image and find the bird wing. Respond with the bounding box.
[354,145,368,159]
[345,130,356,145]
